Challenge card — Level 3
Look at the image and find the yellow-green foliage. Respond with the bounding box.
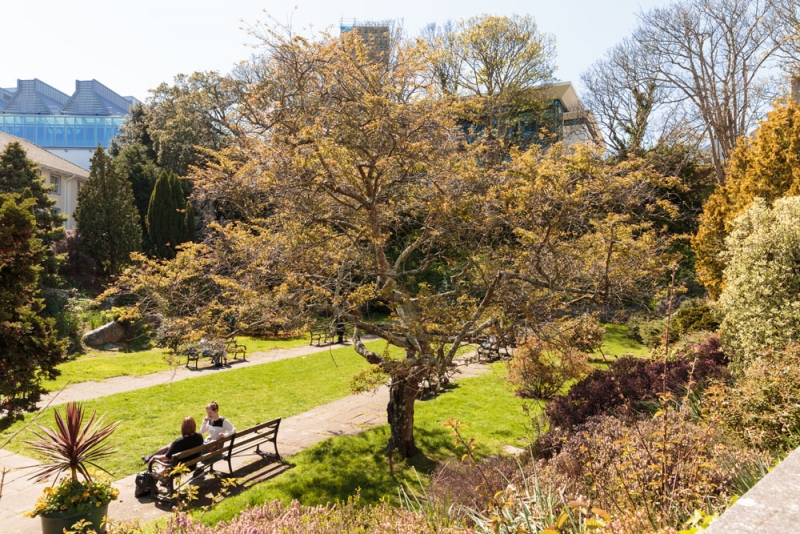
[694,100,800,298]
[718,197,800,372]
[708,344,800,452]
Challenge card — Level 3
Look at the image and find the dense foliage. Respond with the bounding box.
[544,333,728,432]
[0,195,66,426]
[718,197,800,372]
[146,170,194,258]
[0,141,65,282]
[74,147,141,275]
[694,100,800,298]
[114,142,160,251]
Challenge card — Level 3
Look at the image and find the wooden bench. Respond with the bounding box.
[225,338,247,362]
[309,322,348,346]
[148,417,282,503]
[476,334,516,362]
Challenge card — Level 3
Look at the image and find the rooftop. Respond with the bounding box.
[0,131,90,177]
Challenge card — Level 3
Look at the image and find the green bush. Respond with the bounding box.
[708,344,800,453]
[674,300,719,335]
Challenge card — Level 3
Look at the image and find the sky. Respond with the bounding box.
[2,0,668,101]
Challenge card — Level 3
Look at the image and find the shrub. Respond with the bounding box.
[157,498,455,533]
[52,229,97,277]
[673,301,719,335]
[544,333,729,432]
[707,344,800,453]
[507,316,600,399]
[539,407,765,532]
[719,197,800,373]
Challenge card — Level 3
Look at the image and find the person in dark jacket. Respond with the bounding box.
[143,416,204,466]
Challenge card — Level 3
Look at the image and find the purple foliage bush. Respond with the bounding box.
[158,499,453,534]
[52,229,96,277]
[543,333,729,438]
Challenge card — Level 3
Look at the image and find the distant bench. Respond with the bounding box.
[148,417,281,503]
[309,322,348,346]
[183,338,247,369]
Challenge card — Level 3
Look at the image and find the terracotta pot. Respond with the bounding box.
[39,503,109,534]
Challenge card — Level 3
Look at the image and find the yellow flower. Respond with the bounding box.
[95,501,101,507]
[83,492,90,498]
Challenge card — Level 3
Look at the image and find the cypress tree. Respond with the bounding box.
[0,141,65,281]
[115,142,160,252]
[0,194,66,426]
[146,170,193,258]
[74,146,141,275]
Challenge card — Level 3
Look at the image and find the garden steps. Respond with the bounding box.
[0,354,488,532]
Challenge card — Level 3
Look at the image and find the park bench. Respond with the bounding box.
[148,417,282,504]
[183,338,247,369]
[476,333,516,362]
[225,338,247,362]
[309,322,348,346]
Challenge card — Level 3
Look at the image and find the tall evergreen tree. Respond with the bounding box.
[0,141,65,281]
[146,170,193,258]
[114,142,160,251]
[74,146,141,275]
[0,194,66,427]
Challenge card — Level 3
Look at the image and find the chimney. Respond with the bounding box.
[792,74,800,103]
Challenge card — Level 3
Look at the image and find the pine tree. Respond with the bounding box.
[0,194,66,427]
[146,170,193,258]
[0,141,65,281]
[74,146,141,275]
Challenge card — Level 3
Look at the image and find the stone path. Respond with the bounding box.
[38,341,371,407]
[0,344,491,533]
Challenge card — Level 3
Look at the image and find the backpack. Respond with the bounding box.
[134,471,157,497]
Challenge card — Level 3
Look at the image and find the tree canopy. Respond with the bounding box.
[0,194,66,427]
[74,147,141,275]
[147,170,194,259]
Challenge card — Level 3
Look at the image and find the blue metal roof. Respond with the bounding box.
[3,79,69,114]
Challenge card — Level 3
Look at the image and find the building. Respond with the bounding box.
[0,79,136,170]
[0,131,89,230]
[546,82,601,148]
[340,19,393,64]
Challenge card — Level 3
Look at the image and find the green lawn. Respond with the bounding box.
[43,348,173,392]
[197,362,536,525]
[42,335,314,392]
[2,342,384,478]
[597,323,649,358]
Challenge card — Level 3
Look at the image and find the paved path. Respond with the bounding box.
[38,341,373,407]
[0,350,491,533]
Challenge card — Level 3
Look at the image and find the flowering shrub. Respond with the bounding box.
[157,498,455,533]
[26,478,118,518]
[507,315,600,399]
[544,334,728,433]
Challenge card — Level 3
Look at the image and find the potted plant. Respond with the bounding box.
[24,402,120,534]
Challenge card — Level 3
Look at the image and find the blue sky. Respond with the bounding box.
[3,0,667,101]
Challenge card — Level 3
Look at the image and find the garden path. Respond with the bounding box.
[37,339,377,408]
[0,350,487,533]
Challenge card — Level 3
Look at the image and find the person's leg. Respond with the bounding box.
[143,445,168,463]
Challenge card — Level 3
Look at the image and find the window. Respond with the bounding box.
[51,207,64,225]
[50,175,61,195]
[77,180,84,191]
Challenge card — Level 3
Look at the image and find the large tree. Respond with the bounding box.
[111,25,672,459]
[74,147,141,275]
[634,0,793,184]
[0,194,66,427]
[0,141,65,281]
[694,100,800,298]
[146,170,194,259]
[112,72,235,177]
[114,142,160,251]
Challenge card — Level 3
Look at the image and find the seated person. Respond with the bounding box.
[200,401,236,442]
[143,416,204,466]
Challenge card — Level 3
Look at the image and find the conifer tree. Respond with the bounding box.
[694,100,800,298]
[0,141,65,280]
[114,142,160,251]
[74,146,141,275]
[146,170,193,258]
[0,194,66,427]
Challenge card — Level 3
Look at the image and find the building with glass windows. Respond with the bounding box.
[0,79,136,170]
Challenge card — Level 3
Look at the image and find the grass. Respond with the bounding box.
[2,342,384,478]
[41,335,314,392]
[43,348,173,392]
[196,362,536,525]
[597,324,649,358]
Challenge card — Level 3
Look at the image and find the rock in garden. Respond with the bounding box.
[82,321,126,348]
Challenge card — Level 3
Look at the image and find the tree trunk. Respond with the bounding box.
[386,370,421,458]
